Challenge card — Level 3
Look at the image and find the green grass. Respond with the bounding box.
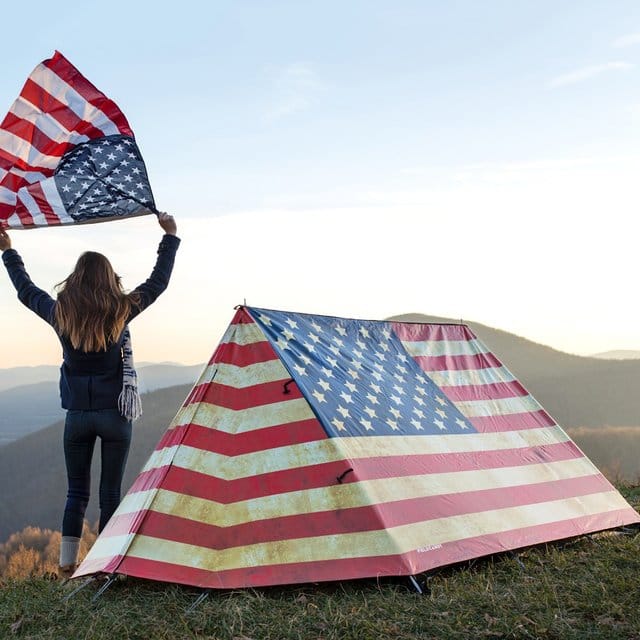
[3,488,640,640]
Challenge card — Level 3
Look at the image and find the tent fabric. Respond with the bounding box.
[73,307,640,588]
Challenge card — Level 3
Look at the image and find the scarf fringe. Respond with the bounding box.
[120,326,142,421]
[118,384,142,421]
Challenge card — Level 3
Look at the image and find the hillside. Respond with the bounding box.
[388,313,640,428]
[0,363,204,445]
[0,384,192,542]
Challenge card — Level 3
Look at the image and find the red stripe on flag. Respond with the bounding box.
[441,380,529,402]
[26,182,62,225]
[468,410,557,432]
[414,352,503,372]
[105,474,613,546]
[43,51,133,136]
[130,441,585,503]
[20,79,106,140]
[106,508,638,589]
[13,200,35,227]
[185,379,302,410]
[0,202,16,218]
[0,112,74,158]
[1,170,29,192]
[156,419,328,455]
[0,143,52,174]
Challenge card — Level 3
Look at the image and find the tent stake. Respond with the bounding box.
[186,589,211,613]
[61,576,96,602]
[509,551,526,571]
[91,575,118,603]
[408,575,424,594]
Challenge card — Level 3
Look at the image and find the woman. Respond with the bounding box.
[0,213,180,577]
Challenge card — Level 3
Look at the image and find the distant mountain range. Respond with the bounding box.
[1,315,639,541]
[0,363,204,446]
[591,350,640,360]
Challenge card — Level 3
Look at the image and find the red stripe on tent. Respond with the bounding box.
[26,181,61,225]
[156,420,328,455]
[129,466,169,494]
[155,460,355,503]
[105,474,612,546]
[101,508,638,589]
[20,78,106,140]
[43,51,133,136]
[392,322,476,343]
[441,380,529,402]
[1,112,74,157]
[129,441,585,503]
[207,340,277,368]
[468,410,557,432]
[185,379,303,410]
[413,352,503,372]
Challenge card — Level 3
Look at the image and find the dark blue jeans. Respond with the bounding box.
[62,409,132,537]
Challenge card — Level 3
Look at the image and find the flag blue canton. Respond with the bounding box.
[54,134,155,222]
[251,309,477,438]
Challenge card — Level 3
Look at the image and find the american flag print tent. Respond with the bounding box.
[0,51,155,229]
[74,307,640,588]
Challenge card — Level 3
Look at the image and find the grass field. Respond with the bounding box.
[2,487,640,640]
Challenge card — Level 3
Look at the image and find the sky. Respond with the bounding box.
[1,0,639,368]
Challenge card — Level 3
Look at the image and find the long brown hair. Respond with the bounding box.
[54,252,139,352]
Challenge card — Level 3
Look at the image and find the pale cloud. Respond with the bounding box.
[548,61,634,88]
[266,62,324,120]
[612,32,640,48]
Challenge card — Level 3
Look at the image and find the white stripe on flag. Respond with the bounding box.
[10,97,90,147]
[0,185,16,205]
[0,129,60,170]
[39,179,75,223]
[16,188,48,226]
[30,63,123,137]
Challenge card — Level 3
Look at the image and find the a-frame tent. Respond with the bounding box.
[73,306,640,588]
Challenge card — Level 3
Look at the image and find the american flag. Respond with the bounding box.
[74,307,640,588]
[0,51,155,229]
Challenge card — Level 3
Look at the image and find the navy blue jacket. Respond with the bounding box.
[2,234,180,410]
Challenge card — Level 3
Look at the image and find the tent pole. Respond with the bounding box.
[408,575,424,594]
[61,576,96,602]
[509,551,526,571]
[186,589,211,613]
[90,574,118,603]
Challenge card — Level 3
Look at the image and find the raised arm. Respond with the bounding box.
[128,213,181,320]
[1,229,56,325]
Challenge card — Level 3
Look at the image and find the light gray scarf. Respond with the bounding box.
[118,326,142,421]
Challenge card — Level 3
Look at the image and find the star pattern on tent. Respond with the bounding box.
[254,310,476,437]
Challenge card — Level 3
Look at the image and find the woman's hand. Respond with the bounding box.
[0,227,11,252]
[157,212,177,236]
